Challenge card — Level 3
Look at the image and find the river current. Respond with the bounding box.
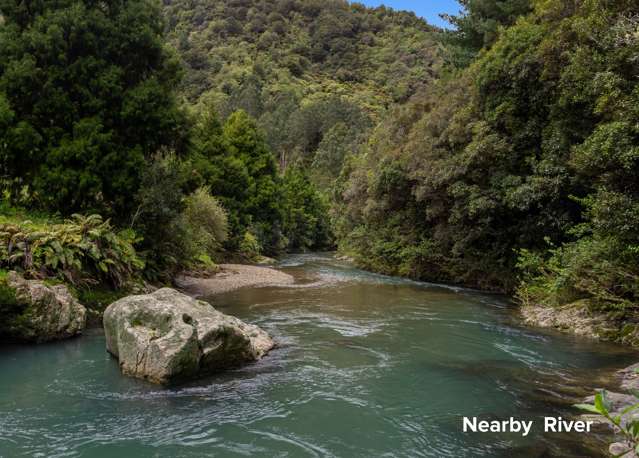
[0,253,635,457]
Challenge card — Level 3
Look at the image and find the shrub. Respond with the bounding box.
[0,214,143,287]
[133,156,230,277]
[239,231,262,260]
[516,237,639,311]
[131,153,187,278]
[177,187,229,262]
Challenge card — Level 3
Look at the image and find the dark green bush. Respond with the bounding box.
[0,0,186,217]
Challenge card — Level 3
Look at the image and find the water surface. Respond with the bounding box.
[0,253,635,457]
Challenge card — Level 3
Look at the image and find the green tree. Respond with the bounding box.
[281,167,332,250]
[442,0,532,66]
[336,0,639,300]
[0,0,186,217]
[190,109,284,253]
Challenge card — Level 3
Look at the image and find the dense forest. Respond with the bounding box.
[0,0,638,326]
[334,0,639,317]
[163,0,442,183]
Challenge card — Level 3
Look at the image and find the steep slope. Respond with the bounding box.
[163,0,443,178]
[335,0,639,317]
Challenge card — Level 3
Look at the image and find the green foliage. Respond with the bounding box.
[131,153,188,278]
[576,390,639,457]
[281,167,332,250]
[177,187,229,262]
[441,0,532,66]
[517,193,639,311]
[163,0,441,186]
[0,0,186,217]
[2,0,636,315]
[239,231,262,261]
[76,285,130,313]
[0,269,20,319]
[0,269,24,338]
[188,109,285,253]
[0,212,143,287]
[132,156,230,277]
[335,0,639,302]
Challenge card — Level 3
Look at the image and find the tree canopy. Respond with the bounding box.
[163,0,442,185]
[0,0,186,217]
[335,0,639,312]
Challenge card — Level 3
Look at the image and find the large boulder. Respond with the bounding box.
[0,271,86,342]
[103,288,274,384]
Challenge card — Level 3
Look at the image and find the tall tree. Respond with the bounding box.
[0,0,186,217]
[190,109,284,253]
[442,0,532,66]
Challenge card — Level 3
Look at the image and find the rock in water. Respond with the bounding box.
[2,271,87,342]
[103,288,275,384]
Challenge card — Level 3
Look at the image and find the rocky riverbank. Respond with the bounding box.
[520,301,639,456]
[0,262,293,384]
[577,362,639,457]
[0,272,87,342]
[521,301,639,348]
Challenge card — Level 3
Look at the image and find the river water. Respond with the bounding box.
[0,253,636,457]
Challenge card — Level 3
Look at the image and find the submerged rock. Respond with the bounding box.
[1,271,86,342]
[103,288,274,384]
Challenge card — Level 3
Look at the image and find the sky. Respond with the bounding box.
[353,1,462,29]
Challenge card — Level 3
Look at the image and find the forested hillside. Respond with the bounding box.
[163,0,442,180]
[335,0,639,316]
[1,0,637,324]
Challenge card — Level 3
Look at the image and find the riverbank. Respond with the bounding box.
[175,264,295,297]
[521,301,639,348]
[520,301,639,455]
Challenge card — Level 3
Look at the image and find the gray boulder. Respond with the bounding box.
[103,288,274,384]
[2,271,86,342]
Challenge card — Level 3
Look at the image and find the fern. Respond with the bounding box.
[0,214,144,287]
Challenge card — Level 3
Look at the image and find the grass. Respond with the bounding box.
[0,201,60,228]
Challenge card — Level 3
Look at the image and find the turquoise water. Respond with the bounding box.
[0,253,635,457]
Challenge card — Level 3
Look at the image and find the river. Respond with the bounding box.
[0,253,635,457]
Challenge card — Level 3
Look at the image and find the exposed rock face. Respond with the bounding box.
[521,300,639,347]
[1,272,87,342]
[103,288,274,384]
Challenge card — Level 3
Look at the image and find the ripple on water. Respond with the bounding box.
[0,253,634,458]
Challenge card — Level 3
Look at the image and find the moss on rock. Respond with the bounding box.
[0,272,87,343]
[0,270,26,338]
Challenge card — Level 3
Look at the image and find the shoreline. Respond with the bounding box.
[175,263,295,298]
[521,302,639,348]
